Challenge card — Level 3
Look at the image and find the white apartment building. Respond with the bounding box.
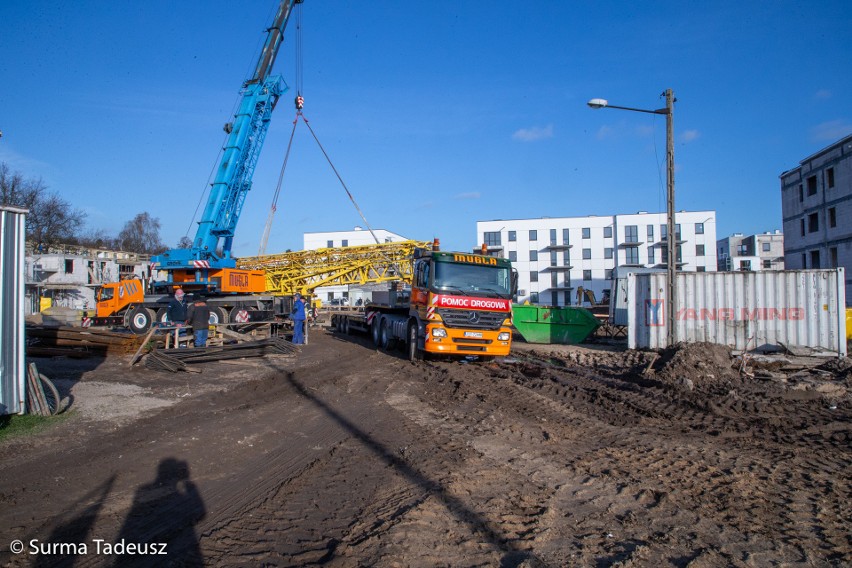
[717,231,785,272]
[477,211,717,306]
[303,227,410,303]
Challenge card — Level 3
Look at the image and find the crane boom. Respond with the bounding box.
[153,0,302,275]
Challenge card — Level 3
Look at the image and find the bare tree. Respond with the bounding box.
[73,228,119,250]
[0,162,86,248]
[176,235,193,249]
[118,212,166,254]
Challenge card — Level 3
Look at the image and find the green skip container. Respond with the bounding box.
[511,304,601,344]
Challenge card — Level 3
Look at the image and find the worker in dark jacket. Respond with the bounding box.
[166,288,187,326]
[291,293,306,344]
[186,295,212,348]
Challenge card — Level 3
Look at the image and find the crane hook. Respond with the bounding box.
[295,95,304,110]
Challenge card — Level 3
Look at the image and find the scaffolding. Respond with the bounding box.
[237,240,432,296]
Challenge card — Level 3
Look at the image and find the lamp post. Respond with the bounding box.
[588,89,677,346]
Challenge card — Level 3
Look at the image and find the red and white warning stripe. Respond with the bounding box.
[366,310,377,325]
[426,306,436,320]
[193,260,210,268]
[234,310,250,323]
[81,317,92,328]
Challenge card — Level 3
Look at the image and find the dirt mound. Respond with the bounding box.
[817,356,852,379]
[653,341,738,390]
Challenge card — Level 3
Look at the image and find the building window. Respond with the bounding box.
[807,175,817,196]
[697,266,706,272]
[675,224,681,239]
[695,222,704,235]
[648,246,655,264]
[625,247,639,264]
[739,260,752,271]
[562,228,570,245]
[551,291,559,306]
[582,248,592,260]
[551,272,559,287]
[530,271,538,282]
[830,247,838,268]
[801,253,806,268]
[550,251,558,266]
[604,226,613,238]
[798,185,803,202]
[530,292,539,304]
[484,232,501,246]
[762,242,771,252]
[582,228,591,239]
[508,230,516,242]
[563,252,571,266]
[810,250,821,269]
[696,244,705,256]
[605,269,613,280]
[827,167,835,189]
[327,240,334,248]
[342,239,348,247]
[530,250,538,261]
[64,259,74,273]
[647,225,654,240]
[625,225,639,243]
[529,230,538,241]
[763,259,772,269]
[550,229,557,246]
[604,247,613,259]
[808,212,819,233]
[829,207,837,228]
[800,218,805,236]
[509,251,517,262]
[737,244,747,255]
[583,269,592,281]
[660,225,667,239]
[564,291,572,306]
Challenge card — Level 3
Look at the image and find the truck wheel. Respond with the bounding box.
[128,307,156,335]
[406,322,419,362]
[380,320,394,350]
[209,306,229,326]
[343,317,351,335]
[155,308,169,323]
[371,317,382,346]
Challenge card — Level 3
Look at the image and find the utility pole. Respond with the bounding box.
[664,89,676,346]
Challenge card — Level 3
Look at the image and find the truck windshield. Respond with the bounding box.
[432,261,512,297]
[97,287,113,301]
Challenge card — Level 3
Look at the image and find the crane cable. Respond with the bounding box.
[259,1,380,253]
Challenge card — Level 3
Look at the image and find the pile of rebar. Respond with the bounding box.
[144,337,299,373]
[27,326,145,357]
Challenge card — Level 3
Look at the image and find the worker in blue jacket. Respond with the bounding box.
[291,293,306,344]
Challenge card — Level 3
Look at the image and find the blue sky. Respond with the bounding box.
[1,1,850,256]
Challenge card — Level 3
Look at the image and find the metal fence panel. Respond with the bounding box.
[0,206,28,415]
[627,269,846,355]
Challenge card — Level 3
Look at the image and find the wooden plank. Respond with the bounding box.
[129,327,158,366]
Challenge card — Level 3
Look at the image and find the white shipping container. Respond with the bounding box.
[627,269,846,355]
[1,206,28,415]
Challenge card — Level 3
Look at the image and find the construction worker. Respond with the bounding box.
[291,293,306,344]
[187,295,211,348]
[167,288,187,326]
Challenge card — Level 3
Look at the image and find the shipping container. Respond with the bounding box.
[627,269,846,355]
[0,206,28,415]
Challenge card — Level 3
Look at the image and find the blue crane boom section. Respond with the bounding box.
[152,0,300,273]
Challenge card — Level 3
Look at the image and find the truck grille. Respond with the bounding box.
[437,308,507,331]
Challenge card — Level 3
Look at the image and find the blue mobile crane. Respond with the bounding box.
[95,0,303,333]
[151,0,303,290]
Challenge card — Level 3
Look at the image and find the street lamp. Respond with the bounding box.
[588,89,677,346]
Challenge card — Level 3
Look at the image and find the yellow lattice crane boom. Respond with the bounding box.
[237,240,433,296]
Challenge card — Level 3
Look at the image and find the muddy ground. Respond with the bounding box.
[0,326,850,567]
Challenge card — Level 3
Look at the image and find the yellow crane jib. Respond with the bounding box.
[237,240,433,296]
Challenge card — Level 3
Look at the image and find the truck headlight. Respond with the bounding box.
[431,328,447,338]
[497,332,510,341]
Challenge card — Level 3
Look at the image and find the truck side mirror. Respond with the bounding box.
[511,269,519,295]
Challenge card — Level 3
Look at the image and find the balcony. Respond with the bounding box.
[618,241,644,247]
[544,242,573,250]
